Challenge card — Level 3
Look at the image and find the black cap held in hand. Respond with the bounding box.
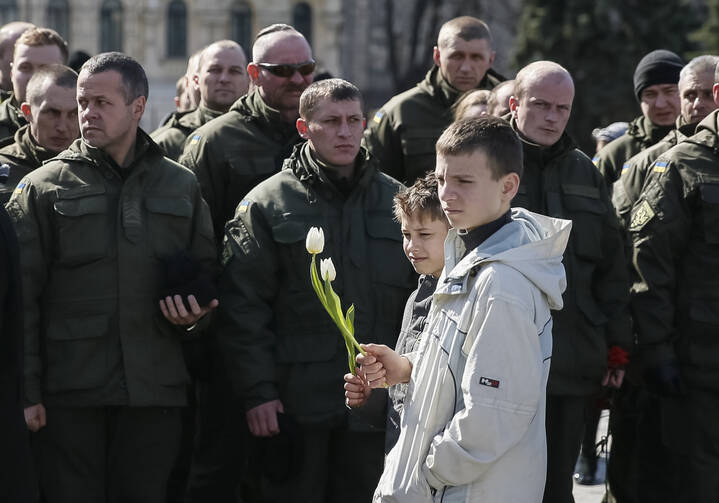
[633,49,684,102]
[160,250,218,308]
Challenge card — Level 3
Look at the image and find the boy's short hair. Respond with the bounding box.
[436,116,523,180]
[393,171,449,225]
[299,78,363,120]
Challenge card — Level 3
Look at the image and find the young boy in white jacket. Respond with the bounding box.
[358,116,571,503]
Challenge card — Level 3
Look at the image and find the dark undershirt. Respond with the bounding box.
[458,209,512,257]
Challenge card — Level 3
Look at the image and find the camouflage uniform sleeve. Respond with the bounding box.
[628,163,688,368]
[363,109,406,183]
[5,179,52,405]
[593,177,633,352]
[215,198,280,408]
[178,132,228,241]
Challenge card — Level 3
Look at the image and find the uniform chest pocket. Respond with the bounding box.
[699,184,719,244]
[53,189,110,266]
[271,219,317,277]
[562,184,606,261]
[145,196,193,258]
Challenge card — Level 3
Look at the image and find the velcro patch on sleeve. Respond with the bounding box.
[237,199,251,214]
[591,156,600,166]
[479,376,500,388]
[653,160,668,173]
[372,110,384,124]
[629,200,656,231]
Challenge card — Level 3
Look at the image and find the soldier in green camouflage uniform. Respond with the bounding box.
[6,53,217,503]
[218,78,415,503]
[0,65,78,204]
[628,72,719,500]
[508,61,632,503]
[152,40,249,161]
[364,16,503,186]
[593,50,683,189]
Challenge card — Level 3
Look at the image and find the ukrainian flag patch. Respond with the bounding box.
[622,162,630,172]
[14,181,26,194]
[592,156,599,166]
[373,110,384,124]
[653,160,668,173]
[238,199,251,213]
[189,134,202,145]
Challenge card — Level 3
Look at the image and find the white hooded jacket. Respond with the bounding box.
[374,208,570,503]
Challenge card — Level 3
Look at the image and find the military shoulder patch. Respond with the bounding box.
[372,110,384,124]
[591,155,600,166]
[13,180,27,194]
[629,200,656,231]
[189,134,202,145]
[237,199,251,214]
[622,162,631,173]
[653,160,668,173]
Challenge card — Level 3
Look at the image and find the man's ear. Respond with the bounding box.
[247,63,259,83]
[191,73,200,91]
[131,95,147,120]
[488,50,496,67]
[296,117,308,138]
[20,102,32,120]
[174,96,181,109]
[433,46,441,67]
[714,83,719,107]
[502,172,520,201]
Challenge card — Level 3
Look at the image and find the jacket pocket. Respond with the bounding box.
[561,183,606,261]
[44,314,112,392]
[145,195,193,258]
[276,330,338,363]
[52,186,109,266]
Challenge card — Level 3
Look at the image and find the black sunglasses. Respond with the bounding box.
[256,61,316,78]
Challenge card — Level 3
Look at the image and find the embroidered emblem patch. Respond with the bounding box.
[629,200,656,231]
[653,160,668,173]
[237,200,251,213]
[479,376,500,388]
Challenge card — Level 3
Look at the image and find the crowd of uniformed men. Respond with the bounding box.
[0,12,717,503]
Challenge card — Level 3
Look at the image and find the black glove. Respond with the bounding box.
[643,360,685,397]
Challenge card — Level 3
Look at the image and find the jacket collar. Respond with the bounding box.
[510,116,577,165]
[230,89,298,142]
[285,141,376,199]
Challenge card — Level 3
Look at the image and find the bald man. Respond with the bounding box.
[179,24,313,241]
[152,40,249,161]
[0,21,34,94]
[507,61,632,503]
[364,16,504,186]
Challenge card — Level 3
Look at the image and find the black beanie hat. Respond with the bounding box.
[633,49,684,102]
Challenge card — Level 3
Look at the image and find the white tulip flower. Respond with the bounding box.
[320,257,336,282]
[305,227,325,255]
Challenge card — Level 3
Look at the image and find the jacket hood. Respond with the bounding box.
[440,207,571,310]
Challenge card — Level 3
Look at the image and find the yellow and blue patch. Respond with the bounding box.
[237,199,251,214]
[591,155,600,166]
[653,160,668,173]
[14,181,26,194]
[372,110,384,124]
[622,162,631,173]
[189,134,202,145]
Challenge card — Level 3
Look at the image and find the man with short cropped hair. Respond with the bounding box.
[152,40,249,161]
[0,65,78,203]
[0,27,67,142]
[364,15,504,186]
[0,21,34,94]
[508,61,632,503]
[6,52,217,503]
[218,78,415,502]
[593,49,683,187]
